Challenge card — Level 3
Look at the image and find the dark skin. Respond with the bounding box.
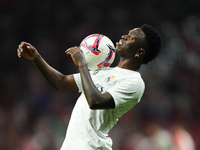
[17,28,147,109]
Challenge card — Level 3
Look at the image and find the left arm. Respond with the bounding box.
[65,46,115,109]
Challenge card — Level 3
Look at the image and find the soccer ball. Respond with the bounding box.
[79,34,116,71]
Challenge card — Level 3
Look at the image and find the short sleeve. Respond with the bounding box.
[106,78,145,111]
[73,70,97,93]
[73,73,83,93]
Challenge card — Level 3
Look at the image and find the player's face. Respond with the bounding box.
[116,28,146,57]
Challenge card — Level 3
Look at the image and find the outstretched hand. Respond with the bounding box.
[17,41,38,60]
[65,46,87,68]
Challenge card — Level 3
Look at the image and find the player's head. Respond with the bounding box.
[140,24,162,64]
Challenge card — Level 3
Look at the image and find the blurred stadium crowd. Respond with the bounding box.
[0,0,200,149]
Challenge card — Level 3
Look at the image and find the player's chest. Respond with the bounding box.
[91,71,118,92]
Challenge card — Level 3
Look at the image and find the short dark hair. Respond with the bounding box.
[140,24,162,64]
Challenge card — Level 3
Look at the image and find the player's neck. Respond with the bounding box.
[117,57,141,71]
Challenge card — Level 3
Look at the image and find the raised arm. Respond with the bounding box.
[17,41,78,91]
[65,46,115,109]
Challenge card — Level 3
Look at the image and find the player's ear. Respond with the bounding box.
[136,48,145,56]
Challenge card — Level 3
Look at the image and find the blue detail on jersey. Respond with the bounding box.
[94,83,103,92]
[92,71,99,75]
[105,76,115,83]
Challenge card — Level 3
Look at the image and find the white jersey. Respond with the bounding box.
[60,67,145,150]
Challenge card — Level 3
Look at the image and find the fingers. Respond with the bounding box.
[18,41,25,49]
[65,46,81,55]
[17,48,22,58]
[17,41,31,58]
[17,42,25,58]
[18,41,31,49]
